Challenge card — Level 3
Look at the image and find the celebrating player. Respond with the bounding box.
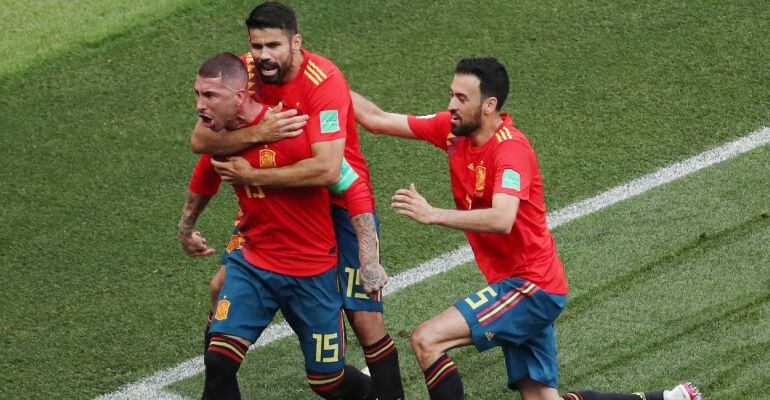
[179,52,374,399]
[189,3,404,399]
[351,57,701,400]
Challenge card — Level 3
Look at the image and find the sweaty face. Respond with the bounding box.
[447,74,483,137]
[194,76,239,132]
[249,28,296,85]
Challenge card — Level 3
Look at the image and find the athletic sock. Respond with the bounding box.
[203,310,213,353]
[202,335,248,400]
[423,354,463,400]
[308,365,374,400]
[363,334,404,400]
[340,365,375,400]
[562,390,665,400]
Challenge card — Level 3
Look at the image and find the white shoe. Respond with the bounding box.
[665,382,702,400]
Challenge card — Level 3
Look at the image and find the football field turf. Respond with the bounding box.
[1,1,769,399]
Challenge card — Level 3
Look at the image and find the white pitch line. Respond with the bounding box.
[96,127,769,400]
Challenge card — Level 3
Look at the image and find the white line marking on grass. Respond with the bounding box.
[97,127,769,400]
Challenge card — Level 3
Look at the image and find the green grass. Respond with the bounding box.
[0,0,199,77]
[168,139,770,399]
[0,0,769,399]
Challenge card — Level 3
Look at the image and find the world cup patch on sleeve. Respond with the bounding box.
[502,169,521,190]
[320,110,340,134]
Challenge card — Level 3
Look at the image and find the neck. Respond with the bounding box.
[280,49,304,85]
[231,101,264,130]
[469,112,503,146]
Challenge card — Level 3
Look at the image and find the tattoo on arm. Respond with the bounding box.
[178,191,212,237]
[351,212,387,290]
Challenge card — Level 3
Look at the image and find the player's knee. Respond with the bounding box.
[410,321,438,357]
[348,311,386,345]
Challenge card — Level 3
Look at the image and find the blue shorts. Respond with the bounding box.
[454,278,567,389]
[331,205,383,313]
[210,249,346,374]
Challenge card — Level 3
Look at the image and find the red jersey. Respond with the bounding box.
[241,50,374,216]
[189,107,338,277]
[407,112,568,294]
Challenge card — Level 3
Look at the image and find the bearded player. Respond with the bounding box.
[351,57,701,400]
[179,52,375,399]
[189,3,404,399]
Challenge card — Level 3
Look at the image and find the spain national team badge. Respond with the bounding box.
[475,165,486,197]
[259,148,276,168]
[215,299,231,321]
[225,234,244,253]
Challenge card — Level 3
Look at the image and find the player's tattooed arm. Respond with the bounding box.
[190,103,308,155]
[178,191,216,257]
[351,212,388,294]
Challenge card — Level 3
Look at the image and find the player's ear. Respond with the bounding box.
[292,33,302,51]
[483,97,498,114]
[234,89,248,106]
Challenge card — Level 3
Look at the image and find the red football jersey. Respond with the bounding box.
[189,107,338,277]
[241,50,374,216]
[407,112,568,294]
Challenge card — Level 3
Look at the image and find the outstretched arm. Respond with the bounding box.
[190,103,309,155]
[391,184,519,234]
[211,138,345,187]
[351,91,418,139]
[177,190,216,256]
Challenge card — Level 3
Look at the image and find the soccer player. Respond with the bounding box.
[189,3,404,399]
[351,58,701,400]
[179,52,373,400]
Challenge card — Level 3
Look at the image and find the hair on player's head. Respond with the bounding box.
[246,2,298,35]
[197,52,248,85]
[454,58,509,110]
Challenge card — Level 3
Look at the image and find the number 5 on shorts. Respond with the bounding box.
[464,286,498,310]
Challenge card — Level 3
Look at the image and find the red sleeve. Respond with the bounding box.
[188,155,222,196]
[340,179,374,217]
[493,140,532,200]
[407,111,453,151]
[305,73,349,144]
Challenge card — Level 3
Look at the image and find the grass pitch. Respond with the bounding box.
[1,1,769,399]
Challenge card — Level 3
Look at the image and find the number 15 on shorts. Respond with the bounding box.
[312,333,339,363]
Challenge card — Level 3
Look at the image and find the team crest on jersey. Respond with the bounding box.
[259,148,276,168]
[214,299,231,321]
[225,234,244,253]
[484,332,496,341]
[475,165,486,196]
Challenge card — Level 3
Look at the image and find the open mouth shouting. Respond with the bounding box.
[199,113,214,128]
[258,60,281,82]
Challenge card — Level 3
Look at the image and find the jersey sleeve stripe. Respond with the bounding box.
[304,69,321,85]
[307,60,328,79]
[305,64,324,83]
